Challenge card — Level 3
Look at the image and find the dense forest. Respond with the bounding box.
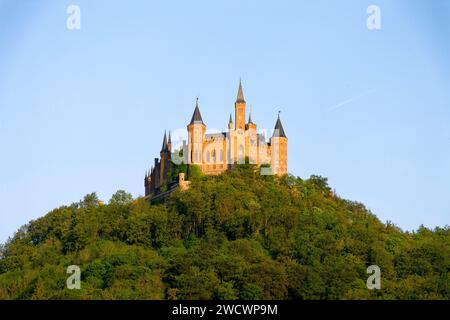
[0,165,448,300]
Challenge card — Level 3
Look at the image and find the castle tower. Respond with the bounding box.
[234,80,246,164]
[160,130,168,157]
[144,171,150,196]
[235,79,246,131]
[246,109,257,164]
[160,131,170,184]
[148,166,154,194]
[187,98,206,164]
[153,158,160,191]
[227,112,235,166]
[270,112,288,175]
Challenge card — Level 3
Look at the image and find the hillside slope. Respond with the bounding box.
[0,166,448,300]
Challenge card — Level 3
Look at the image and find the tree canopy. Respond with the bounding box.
[0,166,448,300]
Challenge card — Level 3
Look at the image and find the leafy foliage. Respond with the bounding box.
[0,166,448,300]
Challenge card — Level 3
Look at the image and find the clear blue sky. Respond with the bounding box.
[1,0,449,243]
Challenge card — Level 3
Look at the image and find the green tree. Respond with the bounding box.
[109,190,133,206]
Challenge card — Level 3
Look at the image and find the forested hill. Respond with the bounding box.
[0,165,448,300]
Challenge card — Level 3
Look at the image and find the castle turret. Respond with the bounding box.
[160,131,168,156]
[187,98,206,164]
[144,171,148,193]
[270,112,288,175]
[247,107,256,130]
[145,170,152,196]
[159,131,172,185]
[246,107,257,164]
[153,158,160,192]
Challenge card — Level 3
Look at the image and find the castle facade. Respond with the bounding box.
[145,81,288,198]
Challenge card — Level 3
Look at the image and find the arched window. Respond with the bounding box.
[212,149,216,163]
[207,150,210,163]
[220,149,223,162]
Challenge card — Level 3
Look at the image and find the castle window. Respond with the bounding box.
[206,150,210,163]
[220,149,223,162]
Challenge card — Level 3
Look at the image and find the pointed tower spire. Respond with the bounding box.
[190,97,204,125]
[272,111,287,138]
[161,130,168,152]
[228,113,233,130]
[236,78,245,103]
[168,131,172,152]
[248,105,253,124]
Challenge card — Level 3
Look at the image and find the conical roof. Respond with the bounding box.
[161,130,169,151]
[236,79,245,103]
[272,113,287,138]
[190,98,204,125]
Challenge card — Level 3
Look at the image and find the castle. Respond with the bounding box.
[145,80,288,198]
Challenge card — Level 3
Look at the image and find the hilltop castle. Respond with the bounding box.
[145,80,288,199]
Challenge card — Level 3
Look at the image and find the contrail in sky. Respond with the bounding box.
[326,88,377,112]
